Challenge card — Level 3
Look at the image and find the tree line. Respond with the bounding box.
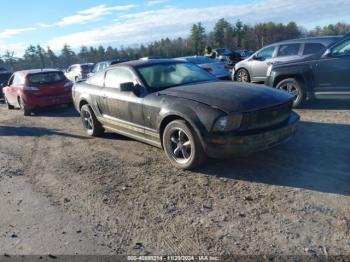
[1,19,349,72]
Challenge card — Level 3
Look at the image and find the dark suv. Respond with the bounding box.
[265,34,350,107]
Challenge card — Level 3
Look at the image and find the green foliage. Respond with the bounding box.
[191,22,206,55]
[0,20,348,72]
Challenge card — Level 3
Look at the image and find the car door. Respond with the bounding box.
[249,45,277,82]
[102,67,145,134]
[313,36,350,97]
[275,43,302,63]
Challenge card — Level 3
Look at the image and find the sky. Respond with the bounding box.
[1,0,350,56]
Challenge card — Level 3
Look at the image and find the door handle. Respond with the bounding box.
[102,94,107,99]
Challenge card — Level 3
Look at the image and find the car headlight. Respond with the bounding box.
[213,114,242,132]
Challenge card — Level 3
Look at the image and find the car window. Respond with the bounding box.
[69,66,77,71]
[86,71,105,86]
[92,63,100,73]
[104,68,136,89]
[137,62,216,91]
[331,38,350,56]
[81,64,93,72]
[12,74,25,85]
[277,43,300,57]
[303,43,325,55]
[7,75,14,86]
[256,46,276,59]
[27,72,66,84]
[100,62,108,70]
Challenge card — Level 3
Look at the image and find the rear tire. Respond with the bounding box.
[163,120,206,170]
[80,104,104,137]
[18,97,31,116]
[276,78,306,108]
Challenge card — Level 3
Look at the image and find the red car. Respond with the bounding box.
[3,69,73,116]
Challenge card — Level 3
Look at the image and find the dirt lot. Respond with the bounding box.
[0,101,350,256]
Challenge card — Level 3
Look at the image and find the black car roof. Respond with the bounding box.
[274,35,343,46]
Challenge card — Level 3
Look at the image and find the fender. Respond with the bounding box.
[271,63,315,94]
[157,98,224,148]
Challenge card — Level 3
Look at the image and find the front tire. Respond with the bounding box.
[80,104,104,136]
[163,120,206,170]
[276,78,305,107]
[236,68,250,82]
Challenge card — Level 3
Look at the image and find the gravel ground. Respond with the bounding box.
[0,101,349,256]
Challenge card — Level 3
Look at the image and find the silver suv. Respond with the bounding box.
[233,36,342,83]
[65,63,94,82]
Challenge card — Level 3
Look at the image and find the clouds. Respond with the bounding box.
[146,0,169,7]
[1,0,350,56]
[45,0,350,51]
[0,27,36,40]
[41,4,137,27]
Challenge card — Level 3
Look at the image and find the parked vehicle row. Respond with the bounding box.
[2,33,349,169]
[233,36,342,83]
[213,48,254,66]
[178,56,231,79]
[88,59,127,78]
[265,34,350,107]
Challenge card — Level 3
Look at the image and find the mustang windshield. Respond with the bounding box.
[137,62,216,91]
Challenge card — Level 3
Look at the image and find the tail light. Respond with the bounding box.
[24,86,39,91]
[204,67,213,73]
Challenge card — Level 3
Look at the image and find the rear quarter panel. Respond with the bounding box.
[72,82,103,116]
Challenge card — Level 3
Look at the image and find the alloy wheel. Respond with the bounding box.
[169,128,192,164]
[82,108,93,130]
[237,69,249,82]
[277,82,300,98]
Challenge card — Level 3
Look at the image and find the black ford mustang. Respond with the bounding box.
[72,59,299,169]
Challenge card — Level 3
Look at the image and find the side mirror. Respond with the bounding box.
[120,82,135,92]
[253,55,265,61]
[322,49,332,58]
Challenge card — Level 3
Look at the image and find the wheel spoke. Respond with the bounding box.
[174,146,181,157]
[183,140,191,148]
[88,119,93,128]
[182,148,190,159]
[171,136,178,144]
[178,130,185,143]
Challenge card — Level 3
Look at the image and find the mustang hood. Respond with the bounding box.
[159,81,293,113]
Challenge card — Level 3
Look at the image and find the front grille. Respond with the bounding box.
[240,101,293,131]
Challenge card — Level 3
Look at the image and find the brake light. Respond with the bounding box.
[24,86,39,91]
[204,67,213,73]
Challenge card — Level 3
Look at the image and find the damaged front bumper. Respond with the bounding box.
[204,112,300,158]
